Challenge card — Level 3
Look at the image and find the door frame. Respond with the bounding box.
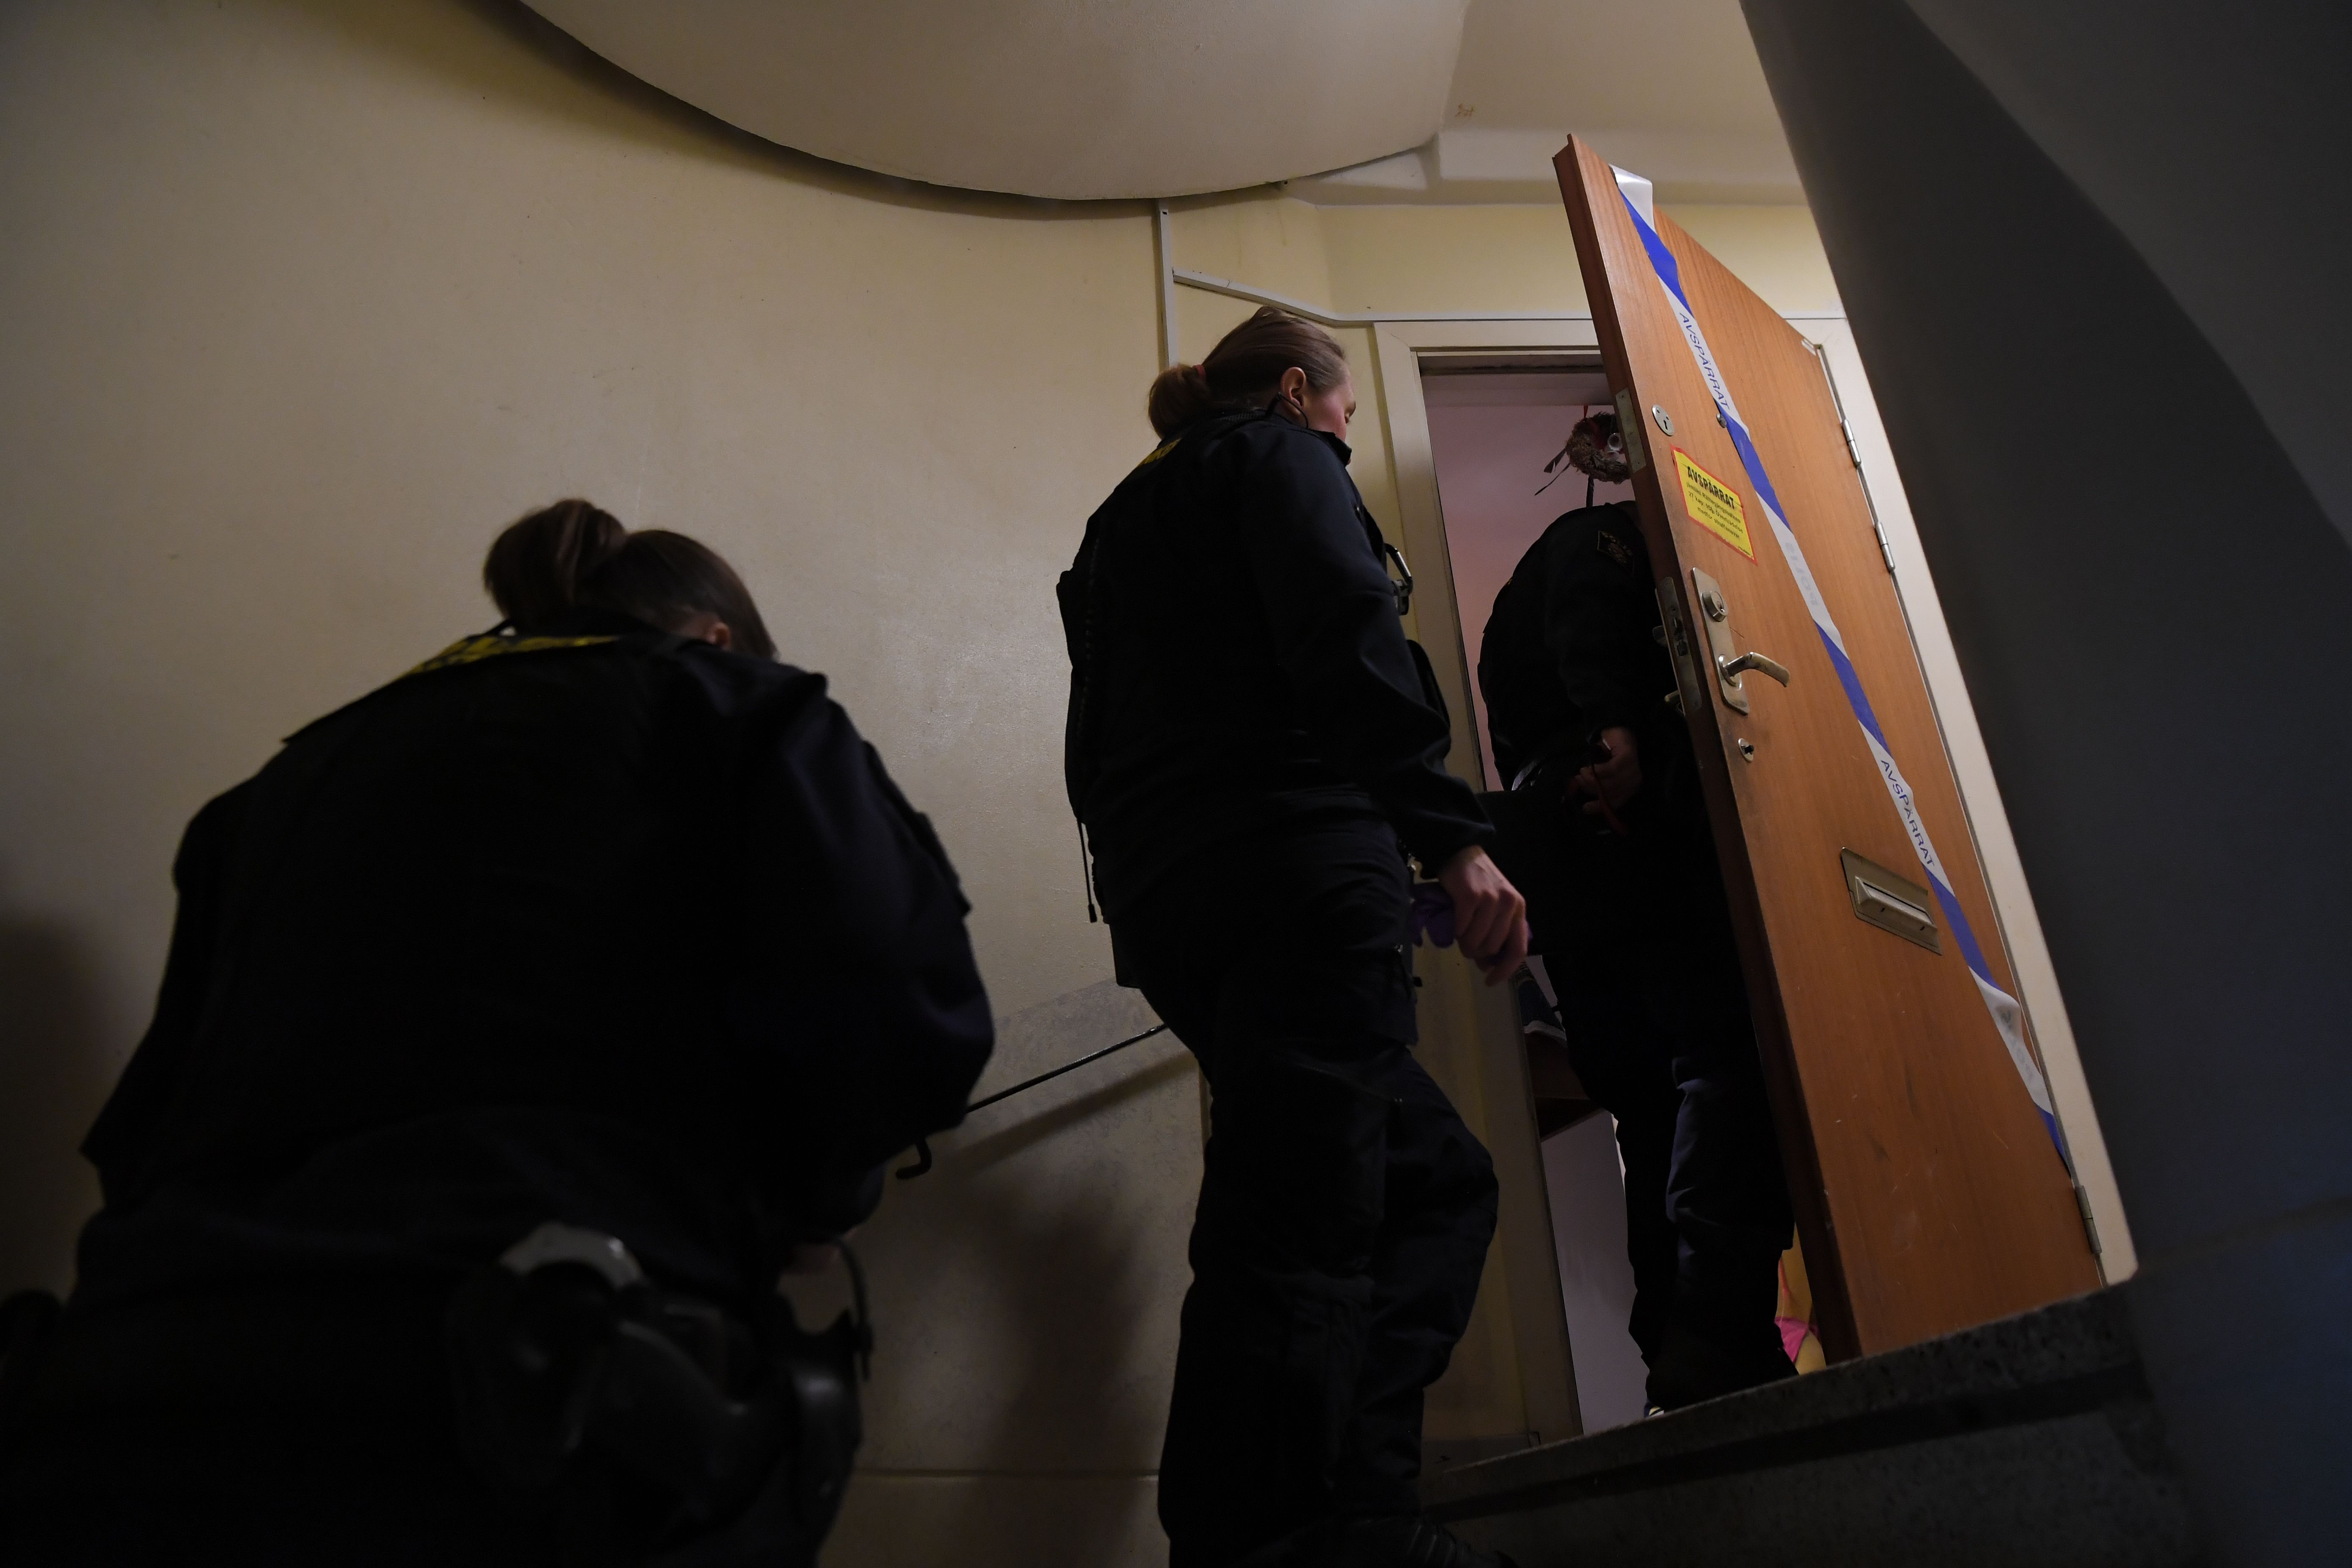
[1369,316,2132,1351]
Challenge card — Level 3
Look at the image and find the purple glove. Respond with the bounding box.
[1410,882,1457,949]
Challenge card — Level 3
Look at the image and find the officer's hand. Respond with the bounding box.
[1438,845,1530,985]
[781,1240,847,1275]
[1576,727,1642,816]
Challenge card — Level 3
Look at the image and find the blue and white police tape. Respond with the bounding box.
[1619,190,2069,1166]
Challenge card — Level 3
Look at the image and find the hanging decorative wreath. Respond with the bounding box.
[1539,407,1631,499]
[1567,409,1630,483]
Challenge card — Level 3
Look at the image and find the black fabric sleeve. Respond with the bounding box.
[1056,532,1100,818]
[81,780,254,1205]
[1234,432,1492,868]
[726,676,994,1239]
[1541,510,1653,738]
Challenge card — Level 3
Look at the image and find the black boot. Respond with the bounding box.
[1643,1314,1796,1412]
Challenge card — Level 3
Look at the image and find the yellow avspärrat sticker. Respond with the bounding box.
[1673,448,1754,559]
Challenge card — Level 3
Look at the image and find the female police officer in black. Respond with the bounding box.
[1062,308,1527,1568]
[0,501,993,1564]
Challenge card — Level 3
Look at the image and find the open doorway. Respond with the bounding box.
[1379,272,2101,1435]
[1420,354,1825,1432]
[1421,355,1632,791]
[1423,354,1647,1429]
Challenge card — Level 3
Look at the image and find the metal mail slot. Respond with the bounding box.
[1840,848,1941,953]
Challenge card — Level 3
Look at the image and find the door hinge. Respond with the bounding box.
[2074,1182,2104,1256]
[1813,358,1896,575]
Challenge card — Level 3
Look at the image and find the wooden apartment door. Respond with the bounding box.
[1552,136,2099,1359]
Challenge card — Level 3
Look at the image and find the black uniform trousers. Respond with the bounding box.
[1110,821,1498,1568]
[1486,779,1793,1401]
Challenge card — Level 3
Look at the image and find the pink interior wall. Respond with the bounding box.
[1426,402,1636,786]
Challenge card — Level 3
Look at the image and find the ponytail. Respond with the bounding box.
[1144,305,1350,438]
[482,498,626,632]
[1146,362,1217,440]
[482,500,778,660]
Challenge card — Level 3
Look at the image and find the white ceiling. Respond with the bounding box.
[522,0,1473,200]
[522,0,1799,205]
[1295,0,1803,204]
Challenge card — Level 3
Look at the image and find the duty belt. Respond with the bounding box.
[447,1222,870,1568]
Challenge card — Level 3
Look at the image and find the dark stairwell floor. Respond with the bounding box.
[1423,1288,2205,1567]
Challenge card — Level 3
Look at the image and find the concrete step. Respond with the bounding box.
[1423,1287,2205,1567]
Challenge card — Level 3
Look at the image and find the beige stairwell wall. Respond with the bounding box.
[0,2,1846,1562]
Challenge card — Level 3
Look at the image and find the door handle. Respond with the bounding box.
[1689,567,1783,716]
[1717,650,1790,686]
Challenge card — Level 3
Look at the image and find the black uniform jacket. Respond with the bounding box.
[74,613,993,1312]
[1478,501,1683,790]
[1477,504,1724,956]
[1059,407,1491,917]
